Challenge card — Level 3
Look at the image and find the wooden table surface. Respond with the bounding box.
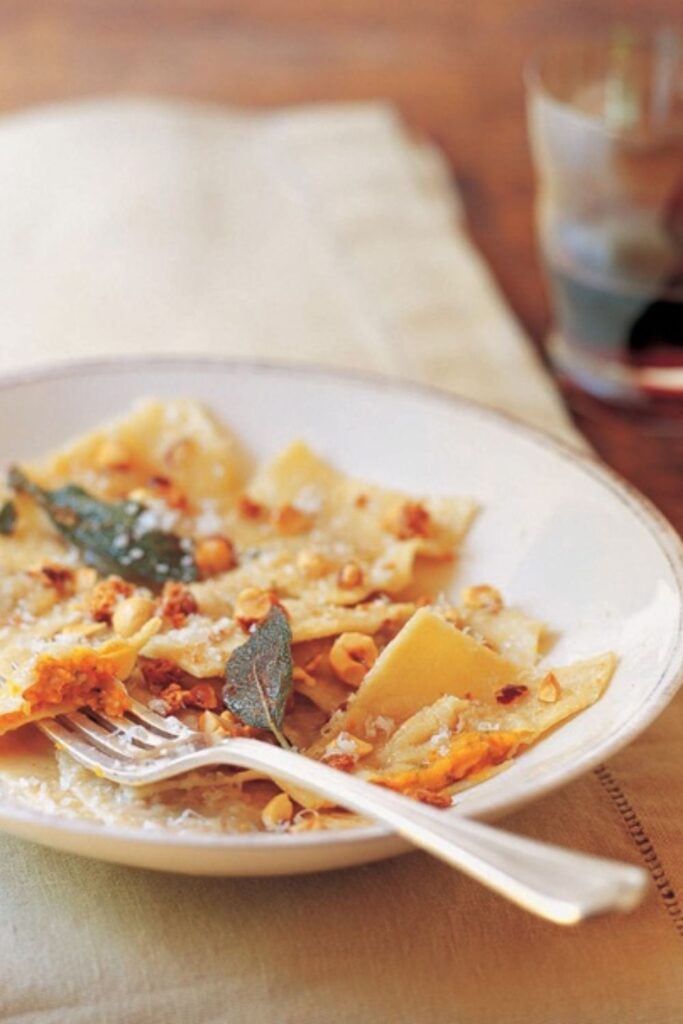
[1,1,681,528]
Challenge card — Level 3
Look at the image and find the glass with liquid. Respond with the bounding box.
[527,31,683,407]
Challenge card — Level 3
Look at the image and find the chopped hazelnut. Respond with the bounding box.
[88,576,135,624]
[218,710,266,739]
[159,580,198,627]
[272,504,313,536]
[147,474,188,511]
[195,535,236,577]
[324,753,356,773]
[185,681,220,711]
[413,789,452,809]
[140,656,192,693]
[95,438,132,472]
[337,561,364,589]
[384,501,432,540]
[112,595,156,638]
[32,563,75,598]
[154,680,220,715]
[237,494,266,520]
[296,549,330,579]
[329,632,378,687]
[234,587,281,630]
[461,584,504,613]
[442,607,465,629]
[198,710,223,735]
[158,683,187,713]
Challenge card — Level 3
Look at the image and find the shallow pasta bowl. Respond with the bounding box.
[0,357,681,876]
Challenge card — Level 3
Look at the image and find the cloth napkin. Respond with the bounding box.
[0,99,680,1024]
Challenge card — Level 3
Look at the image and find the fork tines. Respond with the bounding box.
[39,699,194,774]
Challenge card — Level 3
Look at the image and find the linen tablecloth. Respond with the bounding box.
[0,99,680,1024]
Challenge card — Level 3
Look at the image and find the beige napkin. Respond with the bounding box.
[0,99,681,1024]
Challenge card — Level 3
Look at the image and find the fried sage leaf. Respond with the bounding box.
[223,606,293,748]
[0,499,17,535]
[8,467,198,586]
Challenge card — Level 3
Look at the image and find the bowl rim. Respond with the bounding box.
[0,354,681,855]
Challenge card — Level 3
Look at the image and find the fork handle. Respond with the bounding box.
[215,739,648,924]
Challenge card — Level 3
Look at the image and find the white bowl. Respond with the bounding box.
[0,358,681,875]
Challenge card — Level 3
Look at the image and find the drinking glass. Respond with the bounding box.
[526,30,683,408]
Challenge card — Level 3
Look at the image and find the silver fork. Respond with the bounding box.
[39,701,648,924]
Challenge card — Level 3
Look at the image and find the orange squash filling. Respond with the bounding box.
[373,730,530,797]
[0,650,131,733]
[26,652,130,715]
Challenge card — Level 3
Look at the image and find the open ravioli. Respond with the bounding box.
[0,399,615,833]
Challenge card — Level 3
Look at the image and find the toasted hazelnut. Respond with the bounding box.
[296,549,330,579]
[95,438,132,472]
[329,632,378,687]
[147,475,188,511]
[185,681,219,710]
[198,710,223,734]
[337,561,364,589]
[413,789,452,809]
[237,494,266,520]
[443,607,465,629]
[112,595,156,638]
[159,581,198,627]
[33,563,75,597]
[272,504,313,536]
[234,587,280,630]
[159,683,187,712]
[195,535,236,577]
[261,792,294,831]
[324,753,356,772]
[384,501,432,540]
[140,656,192,693]
[538,672,561,704]
[218,710,266,738]
[88,576,135,623]
[461,584,504,614]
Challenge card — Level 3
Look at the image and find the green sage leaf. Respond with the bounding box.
[223,606,293,748]
[0,499,17,535]
[8,467,198,586]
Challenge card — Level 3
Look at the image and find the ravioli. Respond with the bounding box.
[0,399,615,833]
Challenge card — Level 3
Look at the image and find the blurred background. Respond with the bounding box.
[0,0,680,521]
[0,1,675,339]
